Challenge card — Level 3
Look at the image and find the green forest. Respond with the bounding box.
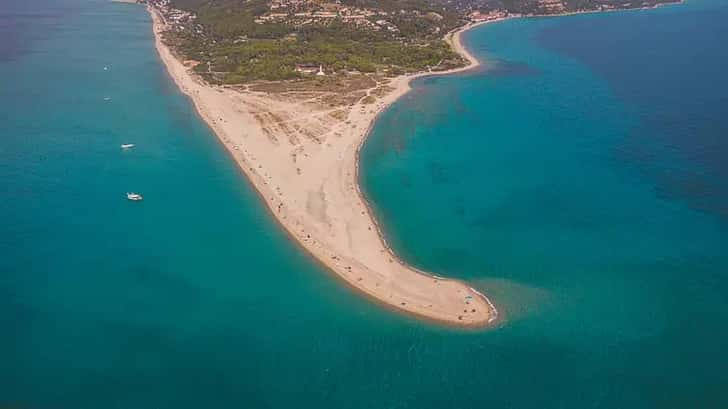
[161,0,465,83]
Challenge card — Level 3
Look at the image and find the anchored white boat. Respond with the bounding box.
[120,143,135,149]
[126,192,143,201]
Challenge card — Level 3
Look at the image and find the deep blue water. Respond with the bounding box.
[2,0,727,407]
[540,2,728,220]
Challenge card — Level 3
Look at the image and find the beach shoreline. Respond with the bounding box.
[147,6,501,327]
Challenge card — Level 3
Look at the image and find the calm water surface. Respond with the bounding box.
[2,0,727,407]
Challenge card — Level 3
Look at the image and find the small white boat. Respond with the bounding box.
[120,143,135,149]
[126,192,143,201]
[104,66,109,71]
[104,97,112,101]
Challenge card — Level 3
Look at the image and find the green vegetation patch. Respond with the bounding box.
[163,0,466,83]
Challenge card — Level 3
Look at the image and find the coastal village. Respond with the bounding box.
[152,0,510,39]
[152,0,198,30]
[254,0,404,34]
[152,0,451,42]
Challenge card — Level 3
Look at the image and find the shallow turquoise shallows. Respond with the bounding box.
[2,0,727,407]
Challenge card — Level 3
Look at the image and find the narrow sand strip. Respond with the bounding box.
[149,6,499,326]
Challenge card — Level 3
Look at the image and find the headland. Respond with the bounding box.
[148,6,499,327]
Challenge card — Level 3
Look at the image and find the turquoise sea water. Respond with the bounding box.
[2,0,727,407]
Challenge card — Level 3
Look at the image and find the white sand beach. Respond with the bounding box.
[149,6,499,326]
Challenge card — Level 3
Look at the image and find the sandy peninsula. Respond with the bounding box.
[149,6,499,327]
